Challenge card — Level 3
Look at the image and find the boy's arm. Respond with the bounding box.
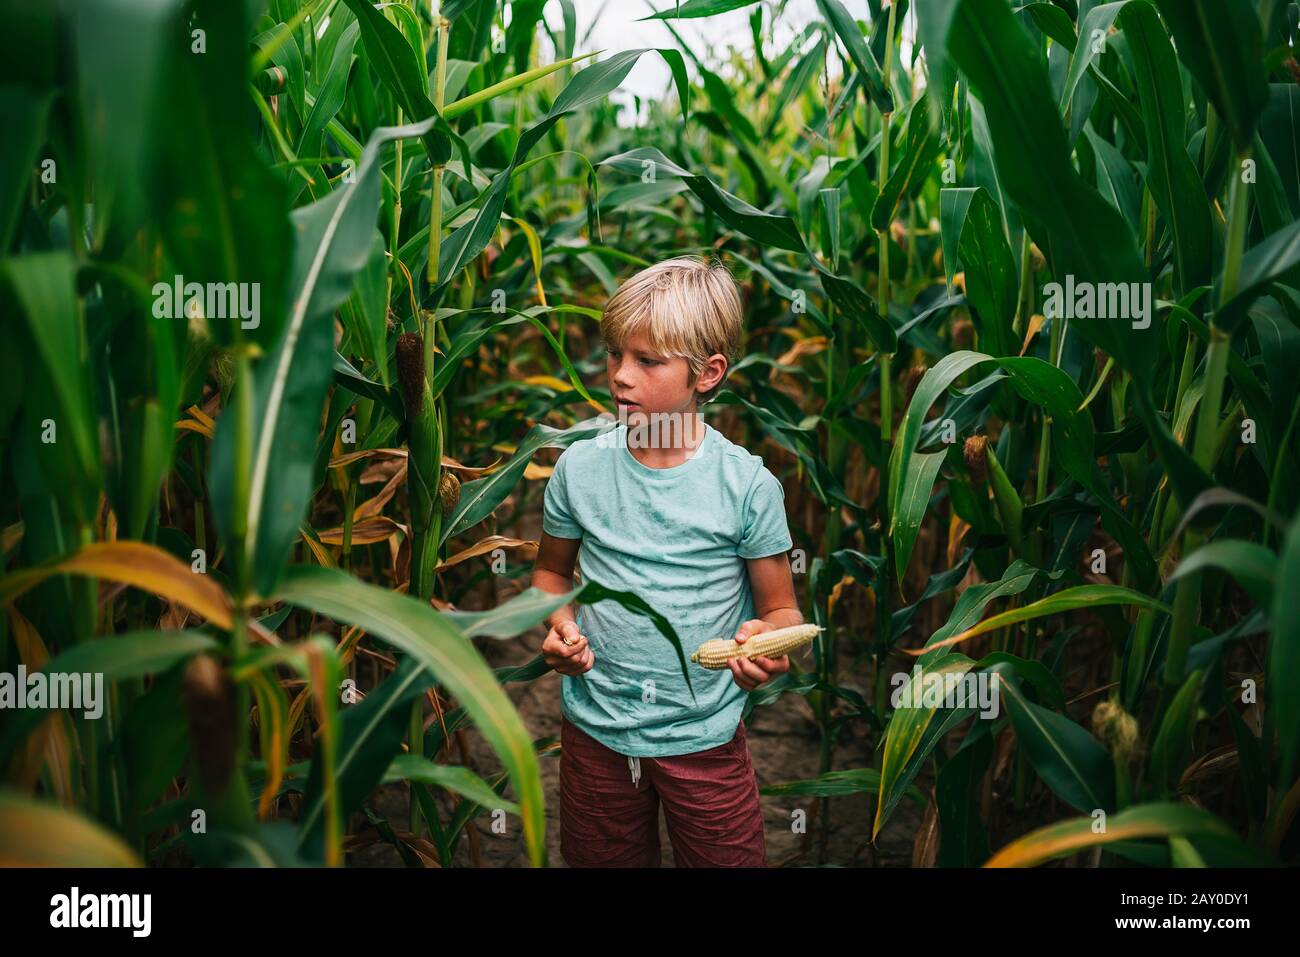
[728,551,803,691]
[531,531,594,674]
[745,550,802,627]
[531,531,582,630]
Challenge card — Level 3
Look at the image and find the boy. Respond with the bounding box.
[529,256,803,867]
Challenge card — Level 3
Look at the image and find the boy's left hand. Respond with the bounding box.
[727,619,792,691]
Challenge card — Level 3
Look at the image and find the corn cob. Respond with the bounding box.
[691,624,824,669]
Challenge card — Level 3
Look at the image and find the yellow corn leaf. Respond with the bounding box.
[2,522,23,555]
[0,792,142,866]
[247,616,283,647]
[0,541,232,630]
[353,463,407,521]
[521,374,572,392]
[337,626,365,666]
[775,336,828,368]
[330,447,503,479]
[329,447,407,469]
[947,513,971,568]
[441,454,500,477]
[1019,314,1046,357]
[246,670,288,820]
[316,516,405,546]
[7,608,76,803]
[299,524,338,568]
[175,417,214,439]
[158,599,191,631]
[185,404,216,430]
[436,535,539,571]
[827,576,852,620]
[502,213,547,306]
[288,625,366,739]
[984,802,1237,867]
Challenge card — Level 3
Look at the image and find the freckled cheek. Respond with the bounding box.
[645,369,672,398]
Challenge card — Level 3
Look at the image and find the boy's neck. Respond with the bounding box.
[624,407,707,469]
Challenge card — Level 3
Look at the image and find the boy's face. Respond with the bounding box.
[606,331,700,422]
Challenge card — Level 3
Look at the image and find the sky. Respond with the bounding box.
[547,0,833,124]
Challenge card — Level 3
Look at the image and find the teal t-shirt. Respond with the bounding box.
[542,419,794,757]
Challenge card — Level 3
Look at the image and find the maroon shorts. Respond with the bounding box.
[558,713,767,867]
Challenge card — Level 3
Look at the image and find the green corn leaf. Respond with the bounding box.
[441,417,618,543]
[1152,0,1267,149]
[150,0,292,350]
[1270,515,1300,790]
[999,674,1117,815]
[384,753,520,814]
[0,631,219,771]
[639,0,762,19]
[1214,219,1300,331]
[815,263,897,352]
[1148,668,1204,794]
[297,655,434,858]
[936,730,993,866]
[891,450,947,583]
[337,0,449,165]
[601,146,808,252]
[291,20,361,203]
[1167,539,1277,609]
[1059,1,1123,125]
[874,566,1059,835]
[872,97,942,232]
[0,86,48,250]
[434,50,690,301]
[276,565,549,866]
[211,116,444,600]
[817,0,893,113]
[1121,0,1212,293]
[442,51,604,119]
[922,0,1212,513]
[940,187,1017,357]
[922,584,1172,658]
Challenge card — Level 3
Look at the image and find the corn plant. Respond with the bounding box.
[1,0,1298,869]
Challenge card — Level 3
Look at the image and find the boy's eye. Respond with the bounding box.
[640,358,660,367]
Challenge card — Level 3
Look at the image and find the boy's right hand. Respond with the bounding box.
[543,620,594,675]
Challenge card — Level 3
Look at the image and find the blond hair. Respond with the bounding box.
[600,256,743,405]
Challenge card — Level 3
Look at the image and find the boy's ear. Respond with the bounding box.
[695,353,729,396]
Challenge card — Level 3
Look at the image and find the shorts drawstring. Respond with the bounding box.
[628,755,642,788]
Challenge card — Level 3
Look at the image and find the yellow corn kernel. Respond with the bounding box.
[690,624,824,669]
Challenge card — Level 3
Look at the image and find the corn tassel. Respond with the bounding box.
[691,624,824,669]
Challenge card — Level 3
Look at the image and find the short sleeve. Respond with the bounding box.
[542,450,583,539]
[737,467,794,559]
